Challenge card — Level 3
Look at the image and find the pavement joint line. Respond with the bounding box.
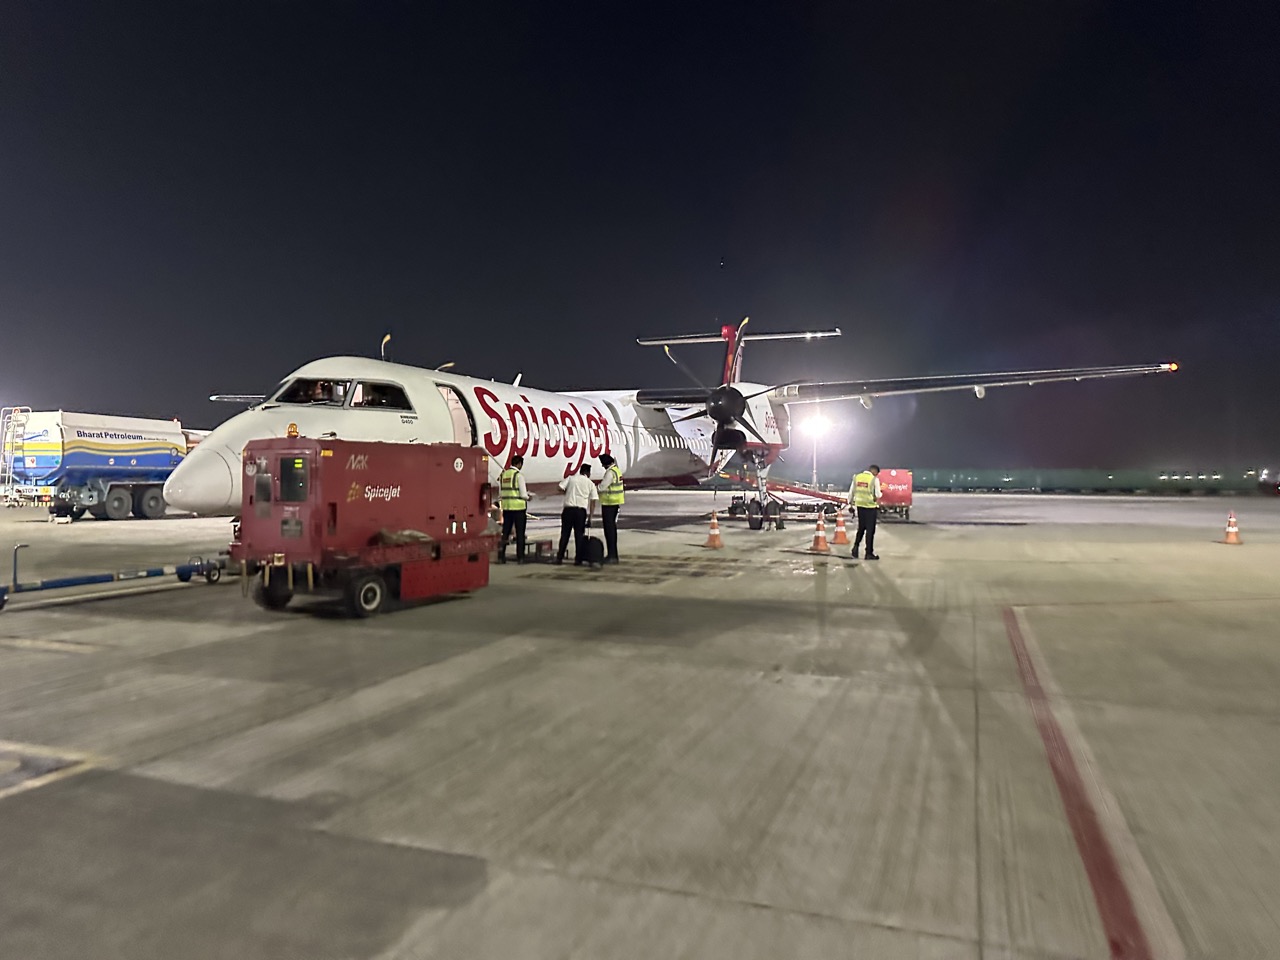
[1003,607,1185,960]
[1010,595,1280,609]
[0,739,104,801]
[472,859,1090,960]
[971,609,985,960]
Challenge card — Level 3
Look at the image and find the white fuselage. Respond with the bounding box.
[164,356,789,516]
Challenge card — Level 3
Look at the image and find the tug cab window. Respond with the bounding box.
[279,457,309,501]
[351,381,413,410]
[273,378,350,406]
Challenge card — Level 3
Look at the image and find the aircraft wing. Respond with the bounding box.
[768,362,1178,405]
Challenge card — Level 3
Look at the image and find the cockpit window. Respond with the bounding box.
[350,381,413,411]
[273,378,351,406]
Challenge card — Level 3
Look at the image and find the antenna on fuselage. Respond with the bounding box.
[436,362,456,371]
[513,372,523,387]
[380,333,391,361]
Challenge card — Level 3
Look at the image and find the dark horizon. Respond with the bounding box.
[2,3,1277,479]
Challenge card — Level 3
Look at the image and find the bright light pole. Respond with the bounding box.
[800,414,830,488]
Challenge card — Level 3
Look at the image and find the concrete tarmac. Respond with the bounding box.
[0,492,1277,958]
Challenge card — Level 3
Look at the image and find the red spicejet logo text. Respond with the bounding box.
[473,387,612,477]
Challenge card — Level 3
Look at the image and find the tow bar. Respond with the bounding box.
[0,543,224,612]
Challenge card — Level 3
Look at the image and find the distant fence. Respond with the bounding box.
[908,467,1274,495]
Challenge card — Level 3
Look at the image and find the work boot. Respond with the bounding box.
[864,553,879,560]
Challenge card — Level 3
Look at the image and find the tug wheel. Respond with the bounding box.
[253,578,293,611]
[346,572,387,618]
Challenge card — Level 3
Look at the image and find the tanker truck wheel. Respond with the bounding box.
[104,487,132,521]
[346,572,387,618]
[134,486,166,520]
[253,578,293,611]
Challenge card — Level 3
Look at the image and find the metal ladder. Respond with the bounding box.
[1,406,32,504]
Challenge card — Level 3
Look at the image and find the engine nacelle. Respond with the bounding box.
[858,395,873,410]
[974,385,986,399]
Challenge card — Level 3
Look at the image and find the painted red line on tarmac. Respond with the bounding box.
[1002,607,1154,960]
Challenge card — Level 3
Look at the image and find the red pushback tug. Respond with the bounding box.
[229,436,497,616]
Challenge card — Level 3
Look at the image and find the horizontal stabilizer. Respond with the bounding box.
[209,394,266,404]
[637,328,840,346]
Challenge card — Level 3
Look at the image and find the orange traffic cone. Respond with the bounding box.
[831,509,850,545]
[1223,512,1242,545]
[810,515,831,553]
[703,511,725,549]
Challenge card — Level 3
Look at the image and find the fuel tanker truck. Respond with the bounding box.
[1,408,206,519]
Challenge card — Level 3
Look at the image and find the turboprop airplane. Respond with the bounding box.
[162,320,1177,516]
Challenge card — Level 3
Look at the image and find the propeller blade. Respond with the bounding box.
[741,380,798,401]
[734,415,768,444]
[663,346,711,391]
[671,408,709,424]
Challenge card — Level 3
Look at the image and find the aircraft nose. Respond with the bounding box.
[164,447,235,515]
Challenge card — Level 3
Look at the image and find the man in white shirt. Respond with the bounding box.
[556,464,599,566]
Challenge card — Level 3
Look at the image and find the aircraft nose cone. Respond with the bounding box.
[164,447,235,515]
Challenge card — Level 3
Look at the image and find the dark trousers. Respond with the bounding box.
[500,509,527,561]
[853,507,878,555]
[558,506,587,563]
[601,505,620,560]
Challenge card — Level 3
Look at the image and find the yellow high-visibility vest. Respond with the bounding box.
[600,464,625,506]
[499,468,527,511]
[851,471,877,509]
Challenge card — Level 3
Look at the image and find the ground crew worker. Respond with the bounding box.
[498,455,533,564]
[597,454,624,563]
[556,464,598,566]
[848,463,882,560]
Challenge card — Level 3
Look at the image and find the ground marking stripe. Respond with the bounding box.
[1003,606,1181,960]
[1006,607,1186,960]
[0,637,99,653]
[0,739,101,801]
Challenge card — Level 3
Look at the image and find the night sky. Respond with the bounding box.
[3,2,1278,478]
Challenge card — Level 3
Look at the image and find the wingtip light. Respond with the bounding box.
[1168,361,1179,372]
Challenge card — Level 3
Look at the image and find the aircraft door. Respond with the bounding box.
[436,384,478,445]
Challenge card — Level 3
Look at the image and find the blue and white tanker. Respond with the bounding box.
[2,410,206,519]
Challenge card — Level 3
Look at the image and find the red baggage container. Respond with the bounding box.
[229,437,497,615]
[879,468,913,520]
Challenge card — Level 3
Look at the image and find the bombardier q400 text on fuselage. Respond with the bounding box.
[163,320,1177,516]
